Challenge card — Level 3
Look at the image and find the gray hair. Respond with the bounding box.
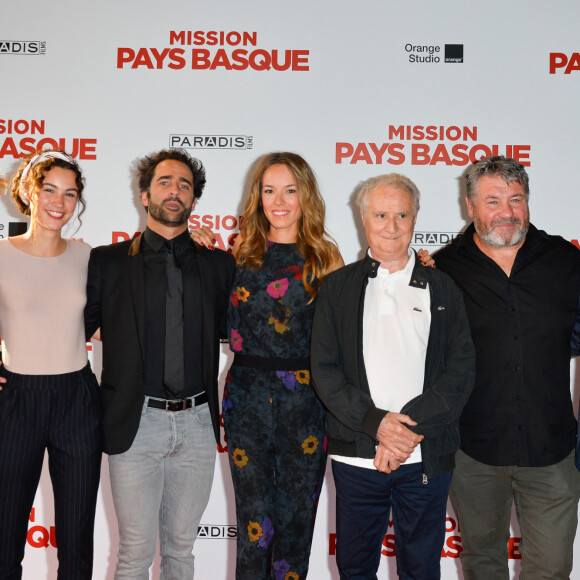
[356,173,420,217]
[465,156,530,203]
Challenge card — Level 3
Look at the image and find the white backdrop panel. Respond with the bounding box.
[1,1,580,578]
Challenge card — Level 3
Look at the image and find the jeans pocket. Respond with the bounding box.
[193,402,213,427]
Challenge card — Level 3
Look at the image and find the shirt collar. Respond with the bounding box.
[143,227,193,252]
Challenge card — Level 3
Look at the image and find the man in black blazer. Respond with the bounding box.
[85,149,235,579]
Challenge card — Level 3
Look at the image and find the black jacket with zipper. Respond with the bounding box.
[310,252,476,478]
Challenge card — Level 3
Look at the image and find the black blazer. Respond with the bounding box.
[85,234,236,455]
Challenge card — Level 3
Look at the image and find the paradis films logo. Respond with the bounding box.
[0,41,46,55]
[197,524,237,539]
[412,232,460,248]
[170,134,253,150]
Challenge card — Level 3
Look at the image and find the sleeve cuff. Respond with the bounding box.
[362,406,389,440]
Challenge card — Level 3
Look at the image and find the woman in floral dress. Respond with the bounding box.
[222,152,343,579]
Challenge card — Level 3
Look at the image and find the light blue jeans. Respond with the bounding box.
[109,398,216,580]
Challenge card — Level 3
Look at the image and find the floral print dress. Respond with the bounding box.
[223,241,327,580]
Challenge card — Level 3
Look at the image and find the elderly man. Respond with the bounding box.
[310,173,475,580]
[435,156,580,580]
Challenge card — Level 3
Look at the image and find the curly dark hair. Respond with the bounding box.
[137,148,206,199]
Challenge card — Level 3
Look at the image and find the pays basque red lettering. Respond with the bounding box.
[112,231,141,244]
[117,48,186,69]
[27,508,57,549]
[443,536,462,558]
[191,49,309,71]
[329,533,337,555]
[509,537,522,559]
[117,47,309,71]
[330,516,521,561]
[549,52,580,74]
[445,516,460,533]
[114,221,241,251]
[28,525,57,548]
[0,137,97,159]
[189,215,241,253]
[336,142,531,167]
[411,144,530,166]
[335,143,405,165]
[382,533,397,557]
[218,414,228,454]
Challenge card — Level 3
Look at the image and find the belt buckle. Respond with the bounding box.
[165,399,186,412]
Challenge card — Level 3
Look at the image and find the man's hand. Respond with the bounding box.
[376,412,423,459]
[374,443,402,474]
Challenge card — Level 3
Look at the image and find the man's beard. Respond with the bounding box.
[147,193,192,227]
[474,215,530,248]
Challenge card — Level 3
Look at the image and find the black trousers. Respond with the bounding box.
[332,460,452,580]
[0,364,102,580]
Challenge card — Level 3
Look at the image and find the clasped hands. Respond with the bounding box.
[374,412,423,474]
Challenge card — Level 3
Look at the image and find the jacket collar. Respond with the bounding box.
[362,249,429,290]
[409,254,429,289]
[362,252,380,279]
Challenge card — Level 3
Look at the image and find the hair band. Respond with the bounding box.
[20,151,76,185]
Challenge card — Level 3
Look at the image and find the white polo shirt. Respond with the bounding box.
[332,249,431,470]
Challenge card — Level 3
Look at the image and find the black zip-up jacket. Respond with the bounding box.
[310,253,476,478]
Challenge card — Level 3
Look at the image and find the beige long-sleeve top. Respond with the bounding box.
[0,238,90,375]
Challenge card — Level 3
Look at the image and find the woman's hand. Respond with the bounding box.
[418,248,435,268]
[0,361,6,390]
[190,226,216,249]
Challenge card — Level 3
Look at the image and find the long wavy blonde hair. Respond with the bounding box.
[237,152,341,302]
